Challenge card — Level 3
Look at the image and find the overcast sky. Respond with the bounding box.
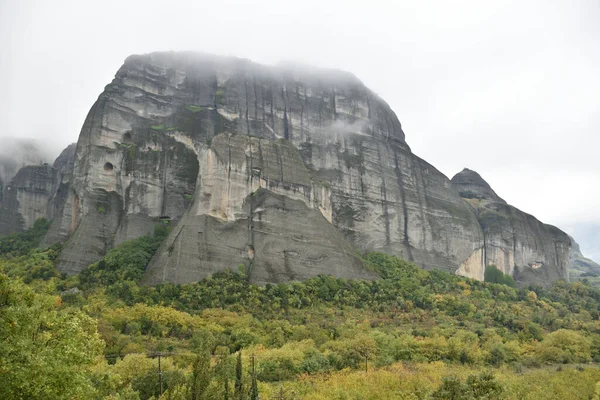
[1,0,599,261]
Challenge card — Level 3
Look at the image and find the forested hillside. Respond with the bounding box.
[2,220,600,399]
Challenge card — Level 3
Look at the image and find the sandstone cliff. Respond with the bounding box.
[451,168,571,286]
[0,138,47,185]
[0,143,76,236]
[0,52,573,286]
[45,52,484,282]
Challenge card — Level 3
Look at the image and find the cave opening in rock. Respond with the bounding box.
[104,162,114,171]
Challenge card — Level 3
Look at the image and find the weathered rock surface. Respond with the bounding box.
[44,52,484,282]
[451,169,571,286]
[0,164,58,235]
[0,143,77,237]
[568,236,600,280]
[2,52,572,287]
[0,138,47,185]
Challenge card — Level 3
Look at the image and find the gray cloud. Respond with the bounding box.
[1,0,598,260]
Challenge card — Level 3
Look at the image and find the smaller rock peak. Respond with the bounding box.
[451,168,505,203]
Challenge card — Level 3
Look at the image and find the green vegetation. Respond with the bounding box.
[485,264,517,287]
[0,271,103,399]
[215,89,225,104]
[151,124,166,131]
[2,223,600,398]
[186,105,205,113]
[0,218,49,257]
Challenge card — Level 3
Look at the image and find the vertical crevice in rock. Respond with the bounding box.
[393,149,413,261]
[270,85,275,131]
[483,229,488,268]
[409,156,428,252]
[512,226,517,273]
[160,149,168,217]
[381,179,391,247]
[247,165,256,281]
[283,108,290,140]
[376,144,391,247]
[253,78,259,121]
[244,79,250,136]
[275,143,284,183]
[331,85,337,120]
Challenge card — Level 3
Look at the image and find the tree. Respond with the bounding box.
[484,265,516,287]
[191,350,212,400]
[224,376,230,400]
[353,335,377,372]
[250,353,259,400]
[432,376,470,400]
[537,329,591,363]
[235,352,244,400]
[0,273,104,399]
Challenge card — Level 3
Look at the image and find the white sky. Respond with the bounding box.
[1,0,599,261]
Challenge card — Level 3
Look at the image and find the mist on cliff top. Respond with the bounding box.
[1,0,599,261]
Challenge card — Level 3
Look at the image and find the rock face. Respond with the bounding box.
[0,144,76,236]
[0,165,58,235]
[568,236,600,280]
[44,52,483,282]
[0,52,573,286]
[451,169,571,286]
[0,138,47,185]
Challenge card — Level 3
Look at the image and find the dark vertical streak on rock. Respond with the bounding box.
[377,144,391,247]
[161,148,168,217]
[253,78,259,120]
[283,109,289,140]
[381,180,391,247]
[270,85,275,130]
[282,86,290,140]
[512,227,517,272]
[411,156,429,251]
[275,143,284,184]
[247,137,256,282]
[227,135,232,181]
[244,78,250,136]
[393,149,413,261]
[331,85,337,120]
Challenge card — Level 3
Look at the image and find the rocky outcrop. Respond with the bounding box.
[568,236,600,280]
[451,169,571,286]
[42,144,77,245]
[0,164,58,235]
[0,138,47,185]
[2,52,570,286]
[0,143,77,237]
[45,52,484,282]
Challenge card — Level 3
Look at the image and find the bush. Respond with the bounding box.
[484,265,516,288]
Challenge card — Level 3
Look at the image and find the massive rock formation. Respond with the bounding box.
[0,138,48,208]
[451,169,571,286]
[568,236,600,280]
[0,52,573,286]
[0,138,47,185]
[45,52,485,282]
[0,144,76,236]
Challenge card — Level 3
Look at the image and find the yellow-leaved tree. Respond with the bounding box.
[0,273,104,399]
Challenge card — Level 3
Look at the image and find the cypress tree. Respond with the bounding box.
[192,350,211,400]
[224,376,230,400]
[250,353,259,400]
[235,352,243,400]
